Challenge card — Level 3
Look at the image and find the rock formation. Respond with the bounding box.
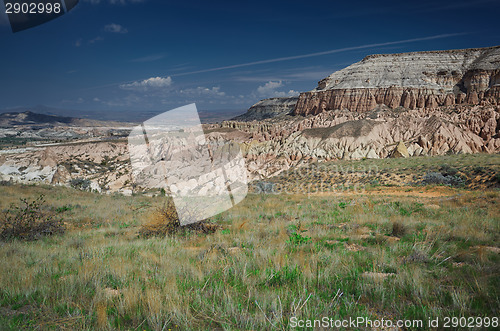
[390,141,410,158]
[294,46,500,115]
[207,104,500,179]
[233,97,298,121]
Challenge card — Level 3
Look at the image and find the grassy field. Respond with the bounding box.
[0,154,499,330]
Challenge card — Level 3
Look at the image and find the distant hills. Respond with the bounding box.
[0,105,245,124]
[0,111,128,127]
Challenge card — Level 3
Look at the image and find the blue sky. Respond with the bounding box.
[0,0,499,115]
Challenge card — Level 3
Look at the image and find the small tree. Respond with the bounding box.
[0,195,65,241]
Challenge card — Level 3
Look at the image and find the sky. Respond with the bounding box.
[0,0,499,117]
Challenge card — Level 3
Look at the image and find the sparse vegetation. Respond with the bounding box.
[0,154,498,330]
[286,223,311,246]
[421,171,465,187]
[0,195,65,241]
[69,177,91,191]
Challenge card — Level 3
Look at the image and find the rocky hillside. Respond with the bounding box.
[3,103,497,189]
[294,46,500,115]
[232,97,298,121]
[210,104,499,179]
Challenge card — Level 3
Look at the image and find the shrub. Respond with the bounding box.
[440,165,458,177]
[139,200,218,237]
[139,201,180,237]
[391,221,407,238]
[0,195,65,241]
[421,172,465,187]
[254,181,275,194]
[69,178,91,191]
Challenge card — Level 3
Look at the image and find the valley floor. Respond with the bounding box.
[0,154,499,330]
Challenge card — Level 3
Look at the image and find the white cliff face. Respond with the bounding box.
[316,46,500,92]
[236,47,500,119]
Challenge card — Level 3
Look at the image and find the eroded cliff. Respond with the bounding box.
[294,46,500,115]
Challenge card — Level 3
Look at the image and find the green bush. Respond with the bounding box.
[286,224,311,246]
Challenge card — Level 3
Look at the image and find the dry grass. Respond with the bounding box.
[0,156,498,330]
[139,201,220,238]
[138,201,181,237]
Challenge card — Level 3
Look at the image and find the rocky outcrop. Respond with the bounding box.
[390,141,410,158]
[0,141,131,193]
[233,97,298,121]
[206,105,500,179]
[294,46,500,115]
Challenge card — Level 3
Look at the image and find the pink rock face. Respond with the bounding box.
[294,85,500,116]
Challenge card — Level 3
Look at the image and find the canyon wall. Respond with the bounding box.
[294,46,500,115]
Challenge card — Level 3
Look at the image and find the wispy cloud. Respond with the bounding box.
[88,36,104,44]
[409,0,498,13]
[170,33,466,77]
[179,86,225,97]
[232,66,339,83]
[104,23,128,34]
[87,33,466,90]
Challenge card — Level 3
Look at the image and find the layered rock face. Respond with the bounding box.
[294,46,500,115]
[233,97,298,121]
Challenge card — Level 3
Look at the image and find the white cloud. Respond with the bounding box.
[120,76,173,91]
[257,81,284,95]
[179,86,225,97]
[256,81,299,98]
[104,23,128,34]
